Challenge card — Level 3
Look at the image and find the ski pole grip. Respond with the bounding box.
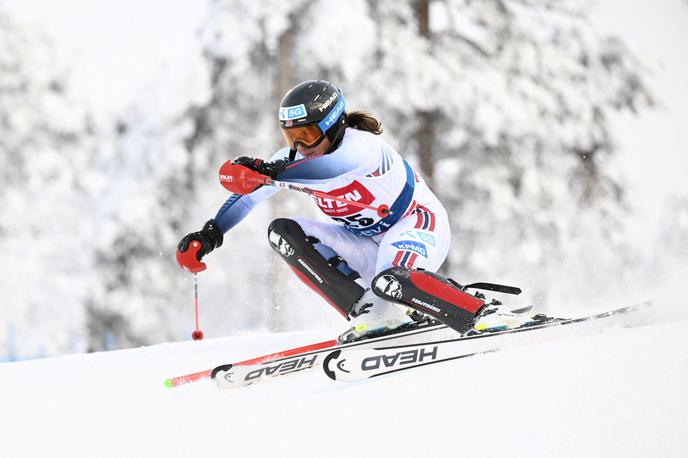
[218,161,269,195]
[176,240,207,273]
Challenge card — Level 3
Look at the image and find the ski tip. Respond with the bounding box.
[164,379,173,389]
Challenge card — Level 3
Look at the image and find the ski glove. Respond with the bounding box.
[177,219,224,263]
[232,156,287,179]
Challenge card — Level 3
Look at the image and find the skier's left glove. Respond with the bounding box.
[232,156,287,179]
[176,219,224,272]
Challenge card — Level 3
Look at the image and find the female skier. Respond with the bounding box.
[177,80,530,342]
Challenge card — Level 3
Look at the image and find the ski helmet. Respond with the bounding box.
[278,80,347,153]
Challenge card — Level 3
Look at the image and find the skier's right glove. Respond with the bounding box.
[232,156,287,179]
[176,219,224,271]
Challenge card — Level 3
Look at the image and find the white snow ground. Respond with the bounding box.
[1,307,687,458]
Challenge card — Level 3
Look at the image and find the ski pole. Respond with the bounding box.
[191,272,204,341]
[175,241,206,340]
[219,161,391,218]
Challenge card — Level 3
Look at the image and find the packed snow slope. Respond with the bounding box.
[1,310,687,458]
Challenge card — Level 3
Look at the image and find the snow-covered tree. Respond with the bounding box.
[0,10,96,357]
[83,42,216,350]
[429,0,655,310]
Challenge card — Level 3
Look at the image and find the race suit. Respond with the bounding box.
[214,128,450,285]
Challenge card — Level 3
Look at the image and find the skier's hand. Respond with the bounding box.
[219,160,268,195]
[232,156,287,179]
[176,219,224,271]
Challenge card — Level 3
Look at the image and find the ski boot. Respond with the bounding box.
[338,291,415,344]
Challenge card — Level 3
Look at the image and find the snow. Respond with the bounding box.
[1,312,687,458]
[1,3,687,453]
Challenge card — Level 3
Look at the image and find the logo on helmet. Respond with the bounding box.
[318,98,346,132]
[318,92,339,112]
[279,104,307,121]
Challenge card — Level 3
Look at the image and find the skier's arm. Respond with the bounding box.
[213,185,278,233]
[274,152,361,183]
[213,151,357,232]
[176,150,287,272]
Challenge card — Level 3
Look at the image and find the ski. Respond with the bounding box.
[209,308,541,388]
[164,318,454,388]
[166,302,648,389]
[323,301,652,382]
[210,319,456,389]
[208,304,602,388]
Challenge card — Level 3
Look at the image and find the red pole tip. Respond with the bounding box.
[192,330,204,341]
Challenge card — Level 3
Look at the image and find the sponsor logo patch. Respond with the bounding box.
[279,104,307,121]
[392,240,428,258]
[417,232,436,247]
[315,180,376,216]
[397,231,436,247]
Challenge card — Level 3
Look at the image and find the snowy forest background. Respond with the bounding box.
[1,0,687,360]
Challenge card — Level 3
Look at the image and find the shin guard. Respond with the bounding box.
[268,218,365,318]
[372,267,484,334]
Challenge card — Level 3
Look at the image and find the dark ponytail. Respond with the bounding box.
[346,111,383,135]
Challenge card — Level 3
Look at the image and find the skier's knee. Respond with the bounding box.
[267,218,308,257]
[267,218,365,317]
[268,218,359,279]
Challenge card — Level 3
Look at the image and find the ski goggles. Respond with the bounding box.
[280,124,326,150]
